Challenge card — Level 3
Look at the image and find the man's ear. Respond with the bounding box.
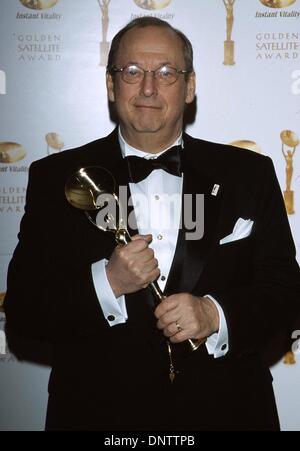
[106,72,115,103]
[185,72,196,105]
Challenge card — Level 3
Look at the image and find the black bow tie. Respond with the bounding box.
[124,145,182,183]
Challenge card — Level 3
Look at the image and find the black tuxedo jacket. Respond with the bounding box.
[4,129,300,431]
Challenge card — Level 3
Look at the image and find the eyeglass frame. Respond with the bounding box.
[108,63,192,86]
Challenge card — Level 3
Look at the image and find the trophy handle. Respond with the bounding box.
[115,229,205,352]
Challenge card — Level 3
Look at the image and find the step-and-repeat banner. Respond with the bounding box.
[0,0,300,431]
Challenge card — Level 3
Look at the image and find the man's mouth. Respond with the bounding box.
[134,104,161,109]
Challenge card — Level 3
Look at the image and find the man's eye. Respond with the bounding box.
[126,67,140,76]
[159,67,173,77]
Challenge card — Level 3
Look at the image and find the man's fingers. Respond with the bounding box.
[161,321,180,338]
[154,296,178,319]
[143,258,159,273]
[169,330,188,343]
[131,234,152,241]
[128,235,153,253]
[149,267,161,283]
[156,308,179,329]
[141,268,161,288]
[138,248,155,263]
[116,239,149,255]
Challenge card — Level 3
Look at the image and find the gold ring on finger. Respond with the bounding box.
[175,321,182,332]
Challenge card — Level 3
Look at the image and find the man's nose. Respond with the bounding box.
[140,71,158,97]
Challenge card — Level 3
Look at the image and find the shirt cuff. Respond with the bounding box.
[204,294,229,358]
[91,259,128,327]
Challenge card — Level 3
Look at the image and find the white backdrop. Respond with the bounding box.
[0,0,299,431]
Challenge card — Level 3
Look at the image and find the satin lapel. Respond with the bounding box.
[164,137,223,295]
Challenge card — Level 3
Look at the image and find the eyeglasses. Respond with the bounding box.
[110,64,190,86]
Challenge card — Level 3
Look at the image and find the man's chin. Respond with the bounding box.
[132,122,164,133]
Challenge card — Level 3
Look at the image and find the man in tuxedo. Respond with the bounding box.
[4,17,300,431]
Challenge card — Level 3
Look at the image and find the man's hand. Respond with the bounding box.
[155,293,220,343]
[106,234,160,298]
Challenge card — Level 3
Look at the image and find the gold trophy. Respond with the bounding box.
[65,166,204,381]
[0,142,26,163]
[281,130,299,215]
[223,0,236,66]
[45,133,64,156]
[97,0,111,67]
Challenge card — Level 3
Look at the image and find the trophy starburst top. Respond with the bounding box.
[280,130,299,148]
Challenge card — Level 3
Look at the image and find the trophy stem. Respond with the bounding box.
[115,228,204,352]
[100,41,110,67]
[149,281,164,302]
[148,280,205,351]
[115,228,132,245]
[284,190,295,215]
[224,40,235,65]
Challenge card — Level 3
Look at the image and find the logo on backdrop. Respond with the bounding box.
[19,0,58,10]
[256,33,299,60]
[229,140,262,153]
[0,143,28,214]
[45,133,64,155]
[259,0,297,8]
[13,33,63,62]
[16,0,63,60]
[256,0,299,17]
[133,0,172,10]
[97,0,111,67]
[16,0,62,20]
[255,0,300,59]
[131,0,174,21]
[0,142,26,164]
[281,130,299,215]
[223,0,236,66]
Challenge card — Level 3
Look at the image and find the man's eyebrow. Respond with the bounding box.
[157,61,173,67]
[121,61,174,68]
[120,61,139,66]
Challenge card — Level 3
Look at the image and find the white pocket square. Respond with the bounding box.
[219,218,254,245]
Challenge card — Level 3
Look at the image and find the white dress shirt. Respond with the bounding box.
[91,129,229,358]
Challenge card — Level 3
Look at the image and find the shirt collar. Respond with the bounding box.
[118,127,183,160]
